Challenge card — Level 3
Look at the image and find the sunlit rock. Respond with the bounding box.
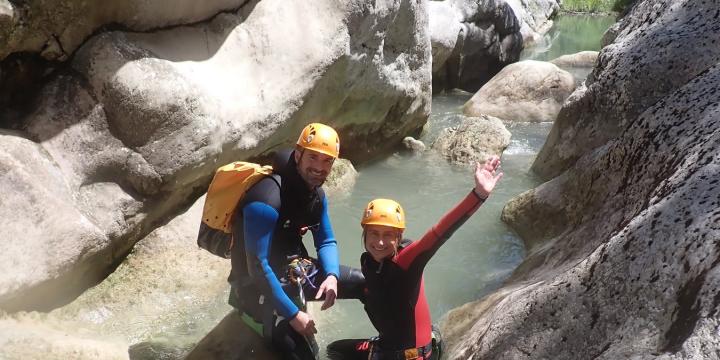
[0,0,244,61]
[550,50,599,68]
[0,130,109,312]
[532,0,720,180]
[463,60,575,123]
[431,115,511,165]
[505,0,560,46]
[0,1,13,36]
[447,1,720,358]
[0,0,430,312]
[0,314,129,360]
[429,0,522,93]
[324,158,358,198]
[45,195,229,358]
[185,311,277,360]
[402,136,426,153]
[430,0,560,93]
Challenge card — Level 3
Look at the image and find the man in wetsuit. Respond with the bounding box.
[229,123,364,360]
[327,156,503,360]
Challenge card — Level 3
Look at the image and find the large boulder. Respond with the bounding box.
[444,0,720,358]
[44,195,230,358]
[431,115,511,165]
[532,0,720,180]
[0,130,110,312]
[550,50,599,68]
[0,0,431,312]
[0,314,129,360]
[0,0,244,61]
[324,158,358,197]
[430,0,560,93]
[429,0,522,93]
[505,0,560,46]
[463,60,575,123]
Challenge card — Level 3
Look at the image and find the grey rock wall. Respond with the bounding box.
[429,0,560,93]
[532,0,720,180]
[443,0,720,358]
[0,0,431,312]
[0,0,246,61]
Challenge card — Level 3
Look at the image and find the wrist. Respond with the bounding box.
[472,188,489,200]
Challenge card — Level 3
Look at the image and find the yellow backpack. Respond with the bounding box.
[197,161,273,258]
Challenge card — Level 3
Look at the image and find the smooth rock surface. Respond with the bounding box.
[0,0,246,61]
[532,0,720,180]
[324,158,359,197]
[0,314,129,360]
[463,60,575,122]
[47,195,229,357]
[429,0,522,93]
[506,0,560,46]
[444,1,720,358]
[550,50,599,68]
[402,136,427,153]
[430,0,560,93]
[432,115,511,165]
[0,0,431,312]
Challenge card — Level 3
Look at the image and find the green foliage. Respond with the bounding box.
[611,0,634,12]
[561,0,631,13]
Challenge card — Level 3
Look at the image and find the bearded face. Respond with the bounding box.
[294,148,335,188]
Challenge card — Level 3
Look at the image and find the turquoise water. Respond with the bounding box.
[312,91,549,351]
[521,15,616,61]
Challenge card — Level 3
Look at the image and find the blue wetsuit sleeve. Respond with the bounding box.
[312,196,340,277]
[244,201,299,319]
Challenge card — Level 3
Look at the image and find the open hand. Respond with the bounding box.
[315,275,338,310]
[474,156,503,198]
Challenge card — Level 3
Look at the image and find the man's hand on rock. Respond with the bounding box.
[290,311,317,337]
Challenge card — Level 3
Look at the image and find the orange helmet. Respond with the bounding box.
[296,123,340,158]
[361,199,406,230]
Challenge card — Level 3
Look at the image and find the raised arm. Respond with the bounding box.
[395,156,503,271]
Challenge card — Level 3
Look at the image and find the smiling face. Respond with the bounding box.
[294,148,335,188]
[364,224,402,262]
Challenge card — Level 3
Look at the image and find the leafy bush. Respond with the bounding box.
[562,0,632,13]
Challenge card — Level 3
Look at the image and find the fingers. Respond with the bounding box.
[307,320,317,335]
[480,156,501,172]
[321,290,337,310]
[315,284,325,300]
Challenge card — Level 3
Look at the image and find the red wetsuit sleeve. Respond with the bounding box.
[395,190,485,271]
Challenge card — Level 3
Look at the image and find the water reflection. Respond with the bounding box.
[521,15,617,62]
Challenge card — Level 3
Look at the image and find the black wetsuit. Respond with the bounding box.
[327,190,486,360]
[229,150,364,360]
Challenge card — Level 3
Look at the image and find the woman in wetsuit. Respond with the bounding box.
[327,156,503,360]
